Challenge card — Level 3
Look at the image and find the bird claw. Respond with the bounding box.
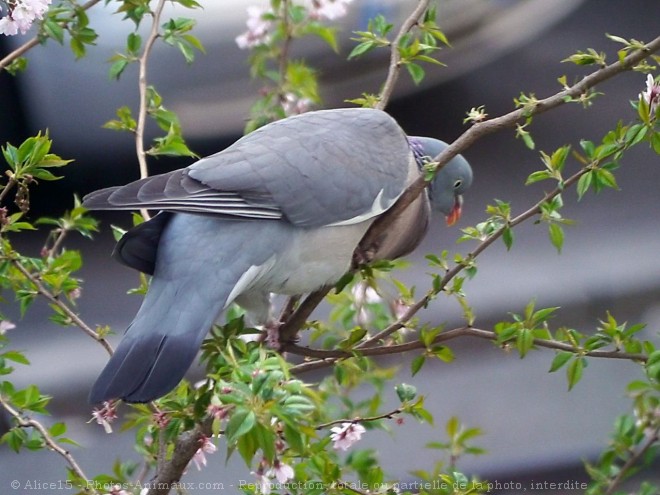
[351,245,376,269]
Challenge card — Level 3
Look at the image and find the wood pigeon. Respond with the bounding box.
[83,108,473,404]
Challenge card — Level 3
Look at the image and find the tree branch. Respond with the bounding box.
[604,426,660,495]
[146,418,212,495]
[278,286,330,343]
[277,36,660,353]
[135,0,167,191]
[0,0,104,71]
[360,34,660,255]
[0,395,95,493]
[286,326,647,372]
[375,0,431,110]
[10,259,114,356]
[316,408,402,430]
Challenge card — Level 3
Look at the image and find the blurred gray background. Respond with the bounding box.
[1,0,659,493]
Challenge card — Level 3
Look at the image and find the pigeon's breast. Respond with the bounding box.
[257,221,373,295]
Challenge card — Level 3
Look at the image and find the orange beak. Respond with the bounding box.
[445,195,463,226]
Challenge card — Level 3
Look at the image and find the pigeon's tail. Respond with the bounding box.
[89,213,280,404]
[89,274,227,404]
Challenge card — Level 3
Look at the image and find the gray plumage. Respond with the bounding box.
[84,108,473,404]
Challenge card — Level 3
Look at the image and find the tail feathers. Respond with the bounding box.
[89,329,205,403]
[89,281,224,404]
[112,213,172,275]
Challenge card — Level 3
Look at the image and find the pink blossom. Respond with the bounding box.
[207,401,231,421]
[235,6,273,49]
[90,401,118,434]
[192,436,217,471]
[330,422,366,451]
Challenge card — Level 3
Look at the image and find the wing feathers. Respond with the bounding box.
[83,108,413,228]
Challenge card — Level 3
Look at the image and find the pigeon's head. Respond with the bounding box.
[409,137,473,226]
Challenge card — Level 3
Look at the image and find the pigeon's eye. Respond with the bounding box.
[453,179,463,189]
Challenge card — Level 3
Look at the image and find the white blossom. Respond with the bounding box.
[281,92,313,116]
[641,73,660,117]
[104,485,129,495]
[235,6,273,49]
[310,0,353,20]
[330,422,366,451]
[0,0,51,36]
[0,320,15,335]
[268,459,295,483]
[251,472,271,495]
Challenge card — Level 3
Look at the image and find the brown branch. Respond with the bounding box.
[278,0,293,95]
[287,326,647,373]
[0,177,17,204]
[278,36,660,353]
[604,426,660,495]
[358,166,589,349]
[0,0,104,71]
[278,286,331,343]
[135,0,167,191]
[11,259,114,356]
[375,0,431,110]
[0,395,95,493]
[316,408,402,430]
[146,418,212,495]
[360,34,660,256]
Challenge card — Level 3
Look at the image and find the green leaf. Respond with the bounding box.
[2,351,29,365]
[395,383,417,403]
[405,62,425,85]
[548,223,564,253]
[549,351,573,372]
[502,227,514,250]
[411,355,425,376]
[49,422,67,437]
[225,409,256,443]
[576,171,593,199]
[566,357,585,390]
[526,170,553,185]
[348,41,376,59]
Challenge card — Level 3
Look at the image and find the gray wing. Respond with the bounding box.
[82,108,412,229]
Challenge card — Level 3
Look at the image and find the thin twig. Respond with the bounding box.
[276,37,660,353]
[361,34,660,253]
[0,395,95,493]
[43,228,68,259]
[604,426,660,495]
[286,326,647,373]
[278,0,293,96]
[11,259,114,356]
[0,177,17,204]
[375,0,431,110]
[358,165,590,349]
[0,0,105,70]
[316,408,402,430]
[135,0,167,191]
